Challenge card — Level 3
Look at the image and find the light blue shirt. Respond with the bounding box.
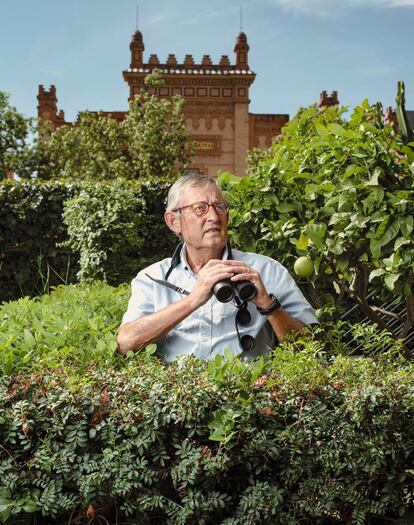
[122,246,318,362]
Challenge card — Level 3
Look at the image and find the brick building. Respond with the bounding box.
[37,31,290,177]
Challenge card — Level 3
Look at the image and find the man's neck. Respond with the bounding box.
[185,245,226,274]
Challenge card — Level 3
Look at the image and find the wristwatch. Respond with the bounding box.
[257,293,281,315]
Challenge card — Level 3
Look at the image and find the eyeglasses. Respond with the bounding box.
[173,201,229,217]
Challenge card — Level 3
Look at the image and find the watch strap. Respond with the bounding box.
[257,293,281,315]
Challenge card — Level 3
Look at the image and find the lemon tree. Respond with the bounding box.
[219,96,414,341]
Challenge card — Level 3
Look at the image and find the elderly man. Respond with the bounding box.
[118,174,317,361]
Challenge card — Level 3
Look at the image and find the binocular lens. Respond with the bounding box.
[212,279,257,303]
[237,281,257,302]
[213,281,234,303]
[236,307,251,327]
[240,334,255,352]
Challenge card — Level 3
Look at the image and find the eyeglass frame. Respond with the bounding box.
[172,201,229,217]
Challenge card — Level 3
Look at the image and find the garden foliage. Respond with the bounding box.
[219,100,414,340]
[0,180,79,302]
[0,179,176,302]
[0,282,128,376]
[1,284,414,524]
[0,294,412,524]
[0,93,35,180]
[35,71,191,181]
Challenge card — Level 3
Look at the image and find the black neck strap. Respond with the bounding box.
[165,242,183,281]
[165,242,233,281]
[145,242,234,297]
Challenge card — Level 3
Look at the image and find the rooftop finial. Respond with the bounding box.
[136,2,139,30]
[240,6,243,31]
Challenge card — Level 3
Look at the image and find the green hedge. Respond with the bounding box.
[1,342,414,524]
[0,181,79,302]
[0,179,176,302]
[1,284,414,524]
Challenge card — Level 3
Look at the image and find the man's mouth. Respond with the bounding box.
[204,227,221,234]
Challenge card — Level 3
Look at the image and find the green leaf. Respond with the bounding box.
[315,123,329,137]
[369,268,386,282]
[23,329,35,348]
[144,343,157,356]
[0,501,11,513]
[370,217,399,258]
[304,223,327,249]
[296,232,308,251]
[400,216,414,238]
[276,202,297,213]
[0,508,12,524]
[208,432,225,442]
[327,123,346,136]
[22,500,38,513]
[384,273,400,291]
[380,220,400,247]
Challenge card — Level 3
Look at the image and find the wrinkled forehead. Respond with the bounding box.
[180,182,224,206]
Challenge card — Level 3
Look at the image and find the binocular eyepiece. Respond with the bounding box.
[212,279,257,303]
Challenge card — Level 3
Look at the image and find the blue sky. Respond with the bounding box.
[1,0,413,122]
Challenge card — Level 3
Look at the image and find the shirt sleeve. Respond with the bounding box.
[121,271,155,325]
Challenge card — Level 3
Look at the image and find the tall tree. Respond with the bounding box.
[220,98,414,344]
[0,92,34,179]
[37,71,191,180]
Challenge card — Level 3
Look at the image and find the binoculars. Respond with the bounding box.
[212,279,257,303]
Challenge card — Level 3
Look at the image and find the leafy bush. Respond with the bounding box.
[1,337,414,524]
[0,180,79,302]
[0,178,176,301]
[1,284,414,524]
[0,282,128,375]
[219,100,414,340]
[61,178,176,284]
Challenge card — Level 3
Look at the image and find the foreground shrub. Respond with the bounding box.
[0,283,129,375]
[1,345,414,524]
[2,284,414,523]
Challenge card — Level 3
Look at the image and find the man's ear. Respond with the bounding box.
[165,211,181,235]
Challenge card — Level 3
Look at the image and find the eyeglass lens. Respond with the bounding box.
[193,202,227,216]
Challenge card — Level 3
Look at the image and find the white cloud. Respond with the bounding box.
[272,0,414,16]
[363,64,394,76]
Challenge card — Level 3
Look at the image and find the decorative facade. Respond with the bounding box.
[37,31,339,177]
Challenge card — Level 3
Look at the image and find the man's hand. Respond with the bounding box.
[189,259,244,307]
[229,260,306,340]
[228,261,274,309]
[190,260,274,310]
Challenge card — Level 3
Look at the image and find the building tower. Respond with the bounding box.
[37,30,290,177]
[37,85,66,133]
[123,31,288,177]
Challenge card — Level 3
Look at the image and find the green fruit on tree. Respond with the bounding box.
[294,256,314,278]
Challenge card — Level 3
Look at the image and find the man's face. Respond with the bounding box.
[167,184,228,252]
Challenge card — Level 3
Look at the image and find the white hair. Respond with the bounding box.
[165,173,224,212]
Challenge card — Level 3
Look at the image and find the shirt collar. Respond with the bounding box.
[180,244,230,272]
